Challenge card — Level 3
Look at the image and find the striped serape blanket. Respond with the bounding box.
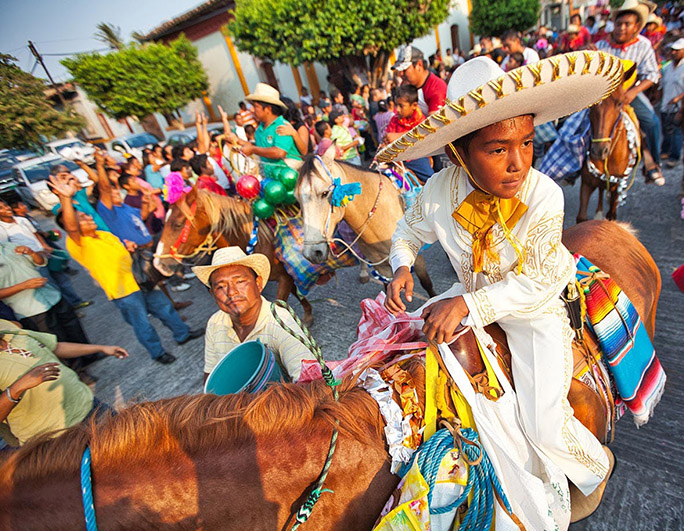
[574,254,666,426]
[273,213,357,296]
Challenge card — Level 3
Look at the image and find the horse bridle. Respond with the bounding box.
[153,200,219,263]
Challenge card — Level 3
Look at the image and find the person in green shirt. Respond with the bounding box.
[222,83,302,179]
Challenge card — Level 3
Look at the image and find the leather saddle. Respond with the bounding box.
[443,324,614,443]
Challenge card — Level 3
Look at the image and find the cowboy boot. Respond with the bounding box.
[569,446,616,523]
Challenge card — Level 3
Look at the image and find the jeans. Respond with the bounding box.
[44,267,83,307]
[632,92,661,166]
[661,111,683,160]
[405,157,435,183]
[112,289,190,359]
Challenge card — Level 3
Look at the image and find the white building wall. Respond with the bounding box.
[273,61,300,102]
[406,1,472,58]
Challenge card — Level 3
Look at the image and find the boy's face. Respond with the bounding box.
[181,166,193,180]
[333,115,345,126]
[323,124,332,138]
[0,201,13,219]
[12,202,28,217]
[395,97,416,119]
[334,93,344,104]
[124,177,140,193]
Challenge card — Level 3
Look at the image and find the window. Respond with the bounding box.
[22,159,79,184]
[126,133,159,148]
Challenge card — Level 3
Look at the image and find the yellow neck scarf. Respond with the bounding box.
[448,144,528,274]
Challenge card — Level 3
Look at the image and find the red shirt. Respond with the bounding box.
[197,175,227,196]
[385,108,426,135]
[417,73,447,115]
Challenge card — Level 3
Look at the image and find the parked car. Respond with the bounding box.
[107,132,161,161]
[45,138,96,165]
[165,123,224,147]
[0,149,39,196]
[12,154,90,213]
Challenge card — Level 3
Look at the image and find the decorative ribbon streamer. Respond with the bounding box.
[246,218,259,255]
[81,446,98,531]
[163,172,191,204]
[329,177,362,207]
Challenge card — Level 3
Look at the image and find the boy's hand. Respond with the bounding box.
[421,296,469,344]
[385,266,413,315]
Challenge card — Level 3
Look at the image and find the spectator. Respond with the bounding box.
[193,247,314,384]
[443,48,455,68]
[330,88,350,115]
[384,85,434,182]
[0,319,127,446]
[329,109,361,165]
[143,144,165,189]
[300,86,313,107]
[480,36,507,65]
[51,173,202,365]
[643,14,665,51]
[561,14,592,50]
[392,45,447,115]
[319,99,332,121]
[277,96,312,156]
[315,121,343,159]
[189,154,228,196]
[506,51,526,71]
[660,38,684,167]
[501,30,541,69]
[244,123,256,143]
[586,15,599,34]
[120,174,164,235]
[236,101,258,129]
[374,99,395,142]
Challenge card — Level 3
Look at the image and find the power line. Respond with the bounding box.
[41,48,110,57]
[27,40,66,106]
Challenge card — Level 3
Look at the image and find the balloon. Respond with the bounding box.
[264,180,287,205]
[236,174,261,200]
[271,166,283,180]
[280,167,299,191]
[253,198,274,219]
[283,189,298,205]
[259,178,274,198]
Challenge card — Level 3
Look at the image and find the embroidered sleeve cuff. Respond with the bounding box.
[461,290,496,328]
[390,239,419,273]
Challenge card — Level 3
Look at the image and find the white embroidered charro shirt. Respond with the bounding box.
[390,165,576,326]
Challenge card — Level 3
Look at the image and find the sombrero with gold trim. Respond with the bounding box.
[376,51,624,163]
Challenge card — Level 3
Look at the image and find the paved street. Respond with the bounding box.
[42,163,683,530]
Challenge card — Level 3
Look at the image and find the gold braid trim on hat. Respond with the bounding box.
[582,51,594,75]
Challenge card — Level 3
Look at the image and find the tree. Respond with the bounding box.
[470,0,540,37]
[228,0,451,87]
[62,36,208,136]
[0,54,84,150]
[95,22,125,50]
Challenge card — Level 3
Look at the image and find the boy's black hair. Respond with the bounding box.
[119,173,134,188]
[394,84,418,104]
[510,51,525,66]
[314,120,329,138]
[244,124,256,137]
[190,154,210,176]
[170,158,192,172]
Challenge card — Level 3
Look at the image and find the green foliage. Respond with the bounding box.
[62,35,208,120]
[228,0,451,65]
[0,54,84,150]
[470,0,540,36]
[609,0,623,8]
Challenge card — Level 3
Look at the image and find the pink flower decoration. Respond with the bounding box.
[163,172,191,204]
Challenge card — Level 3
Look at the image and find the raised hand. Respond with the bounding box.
[48,174,77,198]
[94,149,106,166]
[218,105,228,122]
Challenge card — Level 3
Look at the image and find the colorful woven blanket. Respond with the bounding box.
[574,254,666,426]
[273,213,357,296]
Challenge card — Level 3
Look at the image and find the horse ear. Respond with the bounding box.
[284,158,304,171]
[184,186,197,205]
[322,141,337,167]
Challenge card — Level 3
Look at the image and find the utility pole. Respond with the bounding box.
[27,40,67,107]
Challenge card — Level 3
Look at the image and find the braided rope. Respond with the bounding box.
[81,446,98,531]
[245,218,260,255]
[269,300,339,529]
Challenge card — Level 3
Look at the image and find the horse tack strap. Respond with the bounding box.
[81,446,98,531]
[171,202,198,256]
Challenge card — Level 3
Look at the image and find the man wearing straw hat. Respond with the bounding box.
[379,52,625,524]
[595,0,664,185]
[194,247,314,384]
[225,83,302,180]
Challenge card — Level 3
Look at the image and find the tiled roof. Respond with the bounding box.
[139,0,234,41]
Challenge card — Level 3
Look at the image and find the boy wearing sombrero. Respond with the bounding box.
[380,52,624,521]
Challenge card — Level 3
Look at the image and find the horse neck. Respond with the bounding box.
[204,194,255,249]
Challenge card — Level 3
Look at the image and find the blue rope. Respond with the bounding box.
[80,446,98,531]
[246,218,259,254]
[412,427,514,531]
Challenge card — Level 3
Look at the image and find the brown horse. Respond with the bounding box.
[578,63,641,223]
[293,148,436,296]
[153,188,316,325]
[0,221,660,530]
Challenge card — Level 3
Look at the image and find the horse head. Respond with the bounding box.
[294,144,347,264]
[153,186,213,276]
[588,61,637,162]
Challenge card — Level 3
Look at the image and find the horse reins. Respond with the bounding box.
[153,200,219,263]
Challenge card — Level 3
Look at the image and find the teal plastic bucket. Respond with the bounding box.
[204,340,282,395]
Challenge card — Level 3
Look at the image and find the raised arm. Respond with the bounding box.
[74,159,99,184]
[49,175,82,246]
[94,150,113,209]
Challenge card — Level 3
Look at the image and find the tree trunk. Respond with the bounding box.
[369,50,391,89]
[139,114,165,141]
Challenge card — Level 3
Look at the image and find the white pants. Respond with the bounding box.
[500,304,610,495]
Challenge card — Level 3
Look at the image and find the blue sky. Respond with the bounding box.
[0,0,205,81]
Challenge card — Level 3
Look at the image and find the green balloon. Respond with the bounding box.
[284,189,298,205]
[280,167,299,190]
[253,198,274,219]
[271,165,283,180]
[264,179,287,205]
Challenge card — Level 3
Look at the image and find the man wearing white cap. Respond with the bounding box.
[660,38,684,168]
[194,247,315,383]
[392,45,447,116]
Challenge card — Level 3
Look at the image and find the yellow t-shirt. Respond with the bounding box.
[66,231,139,300]
[0,321,94,446]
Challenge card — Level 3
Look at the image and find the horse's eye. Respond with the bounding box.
[322,190,330,198]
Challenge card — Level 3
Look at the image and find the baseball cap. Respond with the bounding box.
[392,45,425,71]
[671,38,684,50]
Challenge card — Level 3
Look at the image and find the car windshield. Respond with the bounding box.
[22,159,79,184]
[126,133,159,148]
[0,150,37,171]
[51,140,84,151]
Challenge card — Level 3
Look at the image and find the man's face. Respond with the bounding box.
[401,62,424,87]
[163,145,173,161]
[12,202,28,217]
[674,48,684,61]
[0,201,13,219]
[252,102,267,122]
[503,38,522,54]
[77,212,98,234]
[334,92,344,104]
[613,13,640,43]
[210,265,263,319]
[123,177,140,193]
[110,189,123,206]
[452,115,534,200]
[182,147,194,161]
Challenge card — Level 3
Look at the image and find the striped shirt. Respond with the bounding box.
[595,36,660,84]
[204,296,315,381]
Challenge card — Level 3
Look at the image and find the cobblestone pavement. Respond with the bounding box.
[38,163,683,530]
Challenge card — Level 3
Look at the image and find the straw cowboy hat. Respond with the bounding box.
[612,0,657,31]
[193,246,271,287]
[376,51,624,163]
[245,82,287,109]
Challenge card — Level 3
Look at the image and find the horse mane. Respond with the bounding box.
[194,190,272,245]
[0,374,387,483]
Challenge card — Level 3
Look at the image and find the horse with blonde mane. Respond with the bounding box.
[154,187,317,324]
[0,220,660,529]
[293,147,436,296]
